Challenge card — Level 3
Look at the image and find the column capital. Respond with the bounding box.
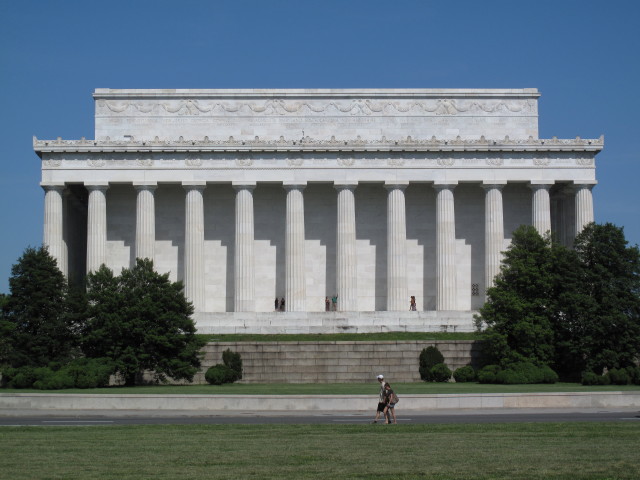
[182,181,207,192]
[85,182,109,192]
[529,181,554,190]
[232,181,257,191]
[481,181,507,190]
[334,181,358,191]
[283,182,306,191]
[433,182,457,192]
[573,181,597,189]
[384,181,409,191]
[133,182,157,192]
[40,182,66,192]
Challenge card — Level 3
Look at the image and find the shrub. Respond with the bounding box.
[222,349,243,382]
[205,364,236,385]
[3,366,37,388]
[540,365,559,384]
[430,363,452,382]
[2,358,115,389]
[32,368,74,390]
[607,368,631,385]
[581,371,611,386]
[477,365,501,384]
[65,358,114,388]
[453,366,476,383]
[581,371,599,385]
[419,346,445,381]
[495,368,527,384]
[478,363,558,384]
[625,365,640,385]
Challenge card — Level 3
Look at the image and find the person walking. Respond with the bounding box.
[371,374,391,424]
[382,383,398,424]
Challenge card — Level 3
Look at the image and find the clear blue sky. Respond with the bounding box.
[1,0,638,293]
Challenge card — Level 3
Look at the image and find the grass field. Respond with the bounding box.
[1,423,639,479]
[2,382,639,395]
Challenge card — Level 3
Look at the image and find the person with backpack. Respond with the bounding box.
[383,382,398,424]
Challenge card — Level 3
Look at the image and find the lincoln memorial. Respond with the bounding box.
[34,89,602,333]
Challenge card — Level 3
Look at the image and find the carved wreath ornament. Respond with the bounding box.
[98,98,537,117]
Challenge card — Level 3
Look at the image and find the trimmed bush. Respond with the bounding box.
[582,371,611,385]
[419,346,445,381]
[607,368,631,385]
[1,358,114,389]
[32,368,74,390]
[205,364,236,385]
[478,363,558,384]
[625,365,640,385]
[65,358,114,388]
[222,349,243,382]
[2,366,37,388]
[430,363,452,382]
[453,365,476,383]
[477,365,501,384]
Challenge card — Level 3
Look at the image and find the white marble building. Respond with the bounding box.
[35,89,602,333]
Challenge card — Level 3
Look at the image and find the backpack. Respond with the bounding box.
[392,392,399,404]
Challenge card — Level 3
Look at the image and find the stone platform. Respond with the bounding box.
[194,311,477,334]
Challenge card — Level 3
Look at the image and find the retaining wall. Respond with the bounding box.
[194,340,481,384]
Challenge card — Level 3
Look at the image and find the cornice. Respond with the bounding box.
[93,88,541,100]
[34,135,604,156]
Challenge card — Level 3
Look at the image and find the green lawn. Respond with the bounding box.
[197,331,482,342]
[2,382,639,395]
[1,423,639,479]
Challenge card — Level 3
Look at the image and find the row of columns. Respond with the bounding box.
[43,181,595,312]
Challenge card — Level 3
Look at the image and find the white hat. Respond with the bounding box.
[376,374,384,380]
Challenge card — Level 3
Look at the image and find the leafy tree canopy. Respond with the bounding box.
[478,225,556,367]
[567,223,640,374]
[1,247,82,367]
[82,258,204,385]
[479,222,640,379]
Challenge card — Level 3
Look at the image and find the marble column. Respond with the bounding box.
[234,183,256,312]
[386,182,408,311]
[574,183,595,236]
[483,182,505,292]
[86,183,109,274]
[530,182,553,236]
[284,184,306,312]
[134,183,157,262]
[335,182,358,311]
[42,183,67,277]
[183,182,206,312]
[435,183,457,310]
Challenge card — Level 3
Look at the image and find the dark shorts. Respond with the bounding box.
[377,402,386,412]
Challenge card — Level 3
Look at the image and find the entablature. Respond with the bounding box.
[34,135,604,157]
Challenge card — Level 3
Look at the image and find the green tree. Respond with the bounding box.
[477,226,556,367]
[1,247,80,367]
[82,259,204,385]
[565,223,640,374]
